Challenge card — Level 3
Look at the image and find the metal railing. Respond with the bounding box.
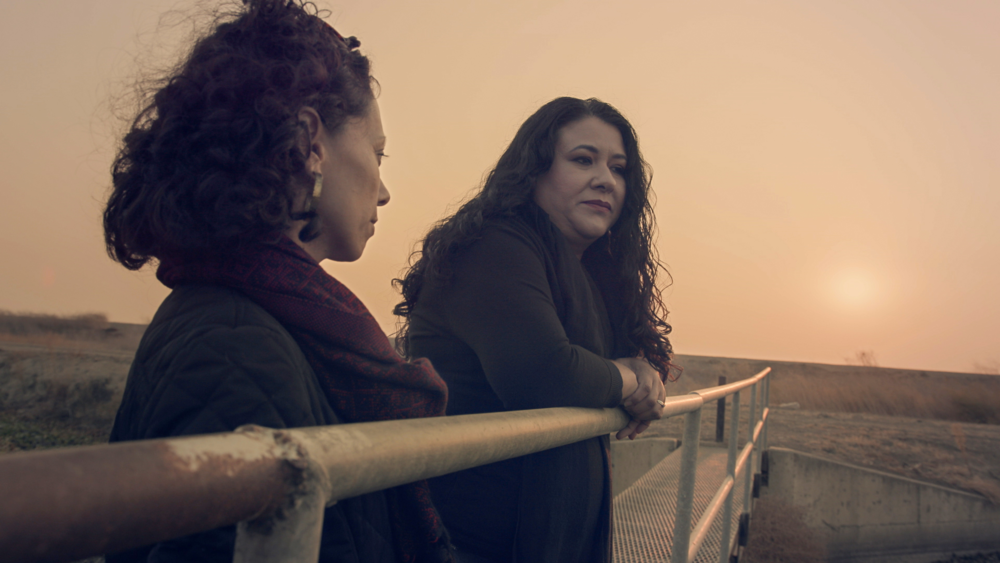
[674,367,771,563]
[0,368,770,563]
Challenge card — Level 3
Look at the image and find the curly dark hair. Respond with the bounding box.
[103,0,375,269]
[394,97,676,378]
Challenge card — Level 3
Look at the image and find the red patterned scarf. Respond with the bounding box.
[157,236,454,563]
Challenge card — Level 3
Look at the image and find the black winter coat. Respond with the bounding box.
[408,205,625,563]
[107,284,396,563]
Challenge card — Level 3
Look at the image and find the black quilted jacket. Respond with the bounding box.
[106,284,396,563]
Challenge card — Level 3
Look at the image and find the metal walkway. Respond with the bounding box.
[614,446,746,563]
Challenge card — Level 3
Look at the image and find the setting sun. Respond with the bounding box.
[1,0,998,372]
[830,270,878,310]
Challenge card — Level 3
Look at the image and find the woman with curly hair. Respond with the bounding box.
[394,97,674,563]
[104,1,453,561]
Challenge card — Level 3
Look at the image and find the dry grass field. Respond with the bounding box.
[653,354,1000,501]
[668,354,1000,425]
[0,311,142,452]
[649,354,1000,563]
[0,311,143,353]
[1,313,999,562]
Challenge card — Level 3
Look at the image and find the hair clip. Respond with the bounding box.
[321,19,346,43]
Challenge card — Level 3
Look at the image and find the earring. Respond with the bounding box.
[297,172,323,243]
[302,172,323,214]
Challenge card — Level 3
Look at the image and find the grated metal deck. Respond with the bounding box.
[613,446,746,563]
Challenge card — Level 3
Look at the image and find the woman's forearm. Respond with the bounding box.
[611,358,639,399]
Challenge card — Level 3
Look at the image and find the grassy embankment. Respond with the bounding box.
[0,311,140,452]
[3,313,999,448]
[671,354,1000,425]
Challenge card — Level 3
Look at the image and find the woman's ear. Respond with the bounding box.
[297,107,325,170]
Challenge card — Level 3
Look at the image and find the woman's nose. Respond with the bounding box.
[593,165,618,192]
[378,181,390,206]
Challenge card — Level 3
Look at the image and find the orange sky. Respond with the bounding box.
[1,0,997,373]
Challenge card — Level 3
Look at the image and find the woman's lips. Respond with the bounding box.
[582,200,612,212]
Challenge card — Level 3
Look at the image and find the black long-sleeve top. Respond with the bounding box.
[408,204,625,563]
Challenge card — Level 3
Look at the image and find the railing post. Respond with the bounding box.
[718,390,740,563]
[756,379,765,474]
[715,376,727,443]
[671,405,703,563]
[742,383,757,519]
[761,373,770,453]
[234,436,331,563]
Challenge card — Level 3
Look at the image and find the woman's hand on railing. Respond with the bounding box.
[615,357,666,440]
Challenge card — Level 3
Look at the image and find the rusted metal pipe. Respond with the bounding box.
[0,369,773,563]
[234,445,330,563]
[0,426,298,563]
[0,407,633,563]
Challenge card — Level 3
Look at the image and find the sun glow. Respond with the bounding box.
[831,270,877,309]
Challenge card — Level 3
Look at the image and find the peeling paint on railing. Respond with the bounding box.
[0,369,772,563]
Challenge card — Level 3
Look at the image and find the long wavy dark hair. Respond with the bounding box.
[103,0,375,270]
[394,97,676,378]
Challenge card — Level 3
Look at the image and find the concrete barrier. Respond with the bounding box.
[765,447,1000,563]
[610,437,679,496]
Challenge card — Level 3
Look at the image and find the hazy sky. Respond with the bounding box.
[1,0,997,373]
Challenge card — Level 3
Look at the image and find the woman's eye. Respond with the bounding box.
[573,156,593,165]
[377,152,389,165]
[612,166,626,176]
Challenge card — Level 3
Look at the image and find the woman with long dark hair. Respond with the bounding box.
[104,1,453,561]
[394,97,674,563]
